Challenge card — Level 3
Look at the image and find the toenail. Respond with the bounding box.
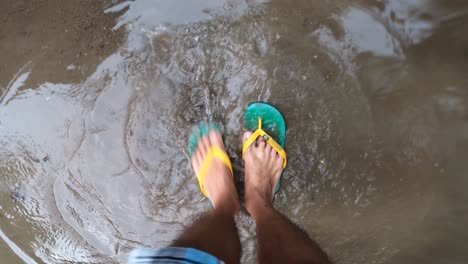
[254,137,261,147]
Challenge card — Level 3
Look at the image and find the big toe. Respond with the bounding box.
[208,130,225,149]
[243,131,253,145]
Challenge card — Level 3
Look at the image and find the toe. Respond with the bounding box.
[257,136,266,149]
[209,130,225,150]
[192,148,202,173]
[265,143,273,154]
[270,145,277,156]
[276,155,284,167]
[243,131,253,145]
[200,136,210,156]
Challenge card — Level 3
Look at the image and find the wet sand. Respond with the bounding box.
[1,0,468,263]
[0,0,125,92]
[0,238,22,264]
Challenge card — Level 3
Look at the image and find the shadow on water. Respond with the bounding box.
[0,0,468,263]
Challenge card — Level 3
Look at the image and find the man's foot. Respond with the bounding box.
[192,130,240,212]
[243,131,285,218]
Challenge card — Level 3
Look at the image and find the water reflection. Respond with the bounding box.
[0,0,468,263]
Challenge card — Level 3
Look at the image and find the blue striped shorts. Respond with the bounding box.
[128,247,224,264]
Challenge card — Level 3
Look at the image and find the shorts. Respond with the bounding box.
[128,247,224,264]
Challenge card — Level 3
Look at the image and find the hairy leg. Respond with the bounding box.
[248,197,331,264]
[172,130,241,263]
[172,207,241,264]
[243,132,332,264]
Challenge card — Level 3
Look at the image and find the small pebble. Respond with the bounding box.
[223,3,233,11]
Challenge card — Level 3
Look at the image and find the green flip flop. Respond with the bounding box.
[188,121,234,206]
[242,102,287,194]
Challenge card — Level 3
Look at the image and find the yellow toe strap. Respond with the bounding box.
[198,146,234,198]
[242,119,287,168]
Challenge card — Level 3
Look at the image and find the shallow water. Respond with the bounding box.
[1,0,468,263]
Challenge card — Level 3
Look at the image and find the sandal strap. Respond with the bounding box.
[198,146,234,197]
[242,118,287,168]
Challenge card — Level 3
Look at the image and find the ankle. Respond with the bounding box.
[245,189,274,219]
[215,201,240,215]
[212,191,240,214]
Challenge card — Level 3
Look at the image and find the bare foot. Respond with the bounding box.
[192,130,240,212]
[243,131,284,217]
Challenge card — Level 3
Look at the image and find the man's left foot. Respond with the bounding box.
[242,131,284,218]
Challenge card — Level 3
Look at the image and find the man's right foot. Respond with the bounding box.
[243,131,285,217]
[191,129,240,212]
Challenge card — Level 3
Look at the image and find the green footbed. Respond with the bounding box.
[245,102,286,193]
[188,121,222,159]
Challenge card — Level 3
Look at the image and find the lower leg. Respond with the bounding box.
[172,129,241,263]
[243,132,331,264]
[247,195,331,264]
[172,207,241,263]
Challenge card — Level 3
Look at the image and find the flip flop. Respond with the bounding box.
[242,102,287,194]
[188,122,234,204]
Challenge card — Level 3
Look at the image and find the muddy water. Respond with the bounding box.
[1,0,468,263]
